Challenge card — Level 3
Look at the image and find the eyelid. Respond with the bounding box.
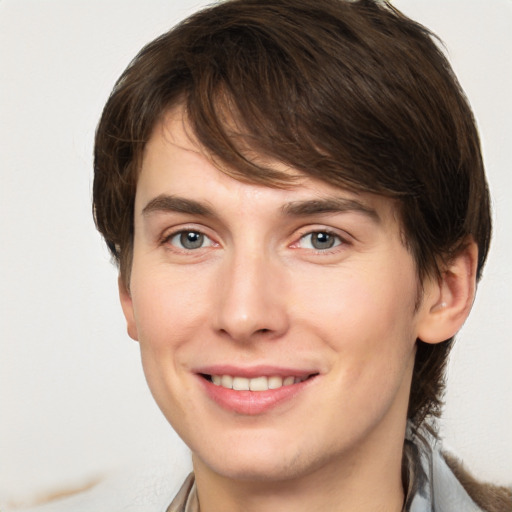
[290,226,352,252]
[170,231,214,250]
[160,224,219,250]
[299,232,342,249]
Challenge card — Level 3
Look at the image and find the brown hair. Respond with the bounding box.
[93,0,491,428]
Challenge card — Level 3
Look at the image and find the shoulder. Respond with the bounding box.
[406,423,512,512]
[442,452,512,512]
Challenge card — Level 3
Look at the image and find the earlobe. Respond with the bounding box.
[118,276,139,341]
[417,240,478,345]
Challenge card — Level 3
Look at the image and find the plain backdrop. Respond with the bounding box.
[1,0,511,507]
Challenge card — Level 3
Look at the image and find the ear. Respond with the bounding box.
[118,276,139,341]
[417,239,478,344]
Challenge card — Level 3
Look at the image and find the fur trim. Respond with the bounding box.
[442,452,512,512]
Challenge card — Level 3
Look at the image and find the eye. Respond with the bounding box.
[298,231,343,250]
[167,230,215,250]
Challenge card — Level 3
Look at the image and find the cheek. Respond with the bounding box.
[295,262,419,398]
[130,267,208,348]
[129,270,207,417]
[297,266,417,338]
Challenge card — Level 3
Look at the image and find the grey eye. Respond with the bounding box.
[181,231,204,249]
[300,232,341,250]
[169,231,213,250]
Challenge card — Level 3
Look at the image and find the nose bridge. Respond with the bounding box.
[214,245,288,342]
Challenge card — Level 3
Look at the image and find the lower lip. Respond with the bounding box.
[199,376,315,415]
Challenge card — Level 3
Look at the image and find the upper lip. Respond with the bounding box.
[194,365,319,378]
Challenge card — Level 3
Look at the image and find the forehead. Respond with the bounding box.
[137,106,400,227]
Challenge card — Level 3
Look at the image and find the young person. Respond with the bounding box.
[23,0,510,510]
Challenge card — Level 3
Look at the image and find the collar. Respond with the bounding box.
[167,423,484,512]
[405,423,483,512]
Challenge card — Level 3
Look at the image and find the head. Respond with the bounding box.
[93,0,491,436]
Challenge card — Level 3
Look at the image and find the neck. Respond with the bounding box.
[193,417,407,512]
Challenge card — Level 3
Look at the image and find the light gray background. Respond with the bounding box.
[1,0,511,507]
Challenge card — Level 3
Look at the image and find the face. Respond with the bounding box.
[120,107,436,483]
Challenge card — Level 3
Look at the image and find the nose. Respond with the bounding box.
[213,252,290,343]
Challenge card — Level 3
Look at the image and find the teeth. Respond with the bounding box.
[233,377,250,391]
[268,376,283,389]
[210,374,308,391]
[221,375,233,388]
[249,376,268,391]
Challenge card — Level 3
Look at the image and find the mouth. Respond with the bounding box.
[200,373,316,391]
[197,370,320,416]
[196,366,320,414]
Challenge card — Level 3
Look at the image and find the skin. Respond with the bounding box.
[119,106,477,512]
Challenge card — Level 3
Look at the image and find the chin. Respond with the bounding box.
[192,433,334,484]
[199,455,309,483]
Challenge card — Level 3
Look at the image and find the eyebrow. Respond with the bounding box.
[282,197,380,223]
[141,194,380,223]
[142,195,214,217]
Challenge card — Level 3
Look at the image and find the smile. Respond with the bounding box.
[206,374,310,391]
[198,368,319,415]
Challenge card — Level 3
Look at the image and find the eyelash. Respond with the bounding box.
[160,227,350,254]
[161,228,217,251]
[294,229,348,253]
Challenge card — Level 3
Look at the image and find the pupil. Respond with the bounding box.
[313,232,335,249]
[180,231,203,249]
